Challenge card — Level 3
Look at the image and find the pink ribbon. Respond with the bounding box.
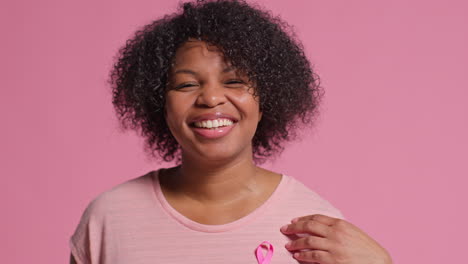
[255,241,274,264]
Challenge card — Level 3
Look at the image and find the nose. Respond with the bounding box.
[195,81,227,108]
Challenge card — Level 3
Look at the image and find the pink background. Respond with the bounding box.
[1,0,467,263]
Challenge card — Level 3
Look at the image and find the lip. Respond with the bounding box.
[188,112,239,124]
[187,112,238,140]
[190,123,236,139]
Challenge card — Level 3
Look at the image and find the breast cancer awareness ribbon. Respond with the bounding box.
[255,241,274,264]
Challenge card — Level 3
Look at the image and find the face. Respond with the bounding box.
[164,40,262,162]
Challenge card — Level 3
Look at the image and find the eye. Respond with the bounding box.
[225,79,245,86]
[174,82,198,90]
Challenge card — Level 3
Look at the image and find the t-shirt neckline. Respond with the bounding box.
[150,169,290,233]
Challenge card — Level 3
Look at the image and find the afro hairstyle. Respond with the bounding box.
[109,0,323,163]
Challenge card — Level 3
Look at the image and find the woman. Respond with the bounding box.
[70,0,392,263]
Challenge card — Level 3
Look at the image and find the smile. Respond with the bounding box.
[189,118,237,139]
[193,118,234,129]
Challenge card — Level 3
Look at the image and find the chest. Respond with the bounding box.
[174,201,265,225]
[164,189,273,225]
[111,225,301,264]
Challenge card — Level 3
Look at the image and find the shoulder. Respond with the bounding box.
[283,175,346,220]
[74,170,156,225]
[69,171,157,263]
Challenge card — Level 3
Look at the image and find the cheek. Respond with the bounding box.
[232,92,261,117]
[246,98,262,123]
[164,96,184,131]
[230,96,262,139]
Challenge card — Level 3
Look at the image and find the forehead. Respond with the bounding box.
[171,40,228,68]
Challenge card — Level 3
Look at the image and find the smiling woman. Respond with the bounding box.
[69,0,392,264]
[165,40,262,163]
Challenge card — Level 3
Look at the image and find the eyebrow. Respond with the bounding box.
[173,66,235,75]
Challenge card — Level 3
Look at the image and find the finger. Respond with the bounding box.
[293,250,334,264]
[281,220,331,237]
[285,235,332,251]
[291,214,339,226]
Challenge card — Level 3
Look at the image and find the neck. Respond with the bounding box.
[169,150,262,205]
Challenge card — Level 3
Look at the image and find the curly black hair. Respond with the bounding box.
[110,0,323,164]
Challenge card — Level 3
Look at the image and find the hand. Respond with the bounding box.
[280,214,392,264]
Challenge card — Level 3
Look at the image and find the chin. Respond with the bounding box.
[185,145,248,163]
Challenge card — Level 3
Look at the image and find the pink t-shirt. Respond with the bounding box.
[69,169,344,264]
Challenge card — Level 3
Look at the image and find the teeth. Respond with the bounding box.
[193,118,234,129]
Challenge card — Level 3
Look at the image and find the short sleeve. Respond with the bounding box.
[318,197,346,220]
[287,176,346,221]
[69,197,107,264]
[328,205,346,220]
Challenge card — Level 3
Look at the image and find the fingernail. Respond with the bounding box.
[285,241,292,248]
[280,225,289,232]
